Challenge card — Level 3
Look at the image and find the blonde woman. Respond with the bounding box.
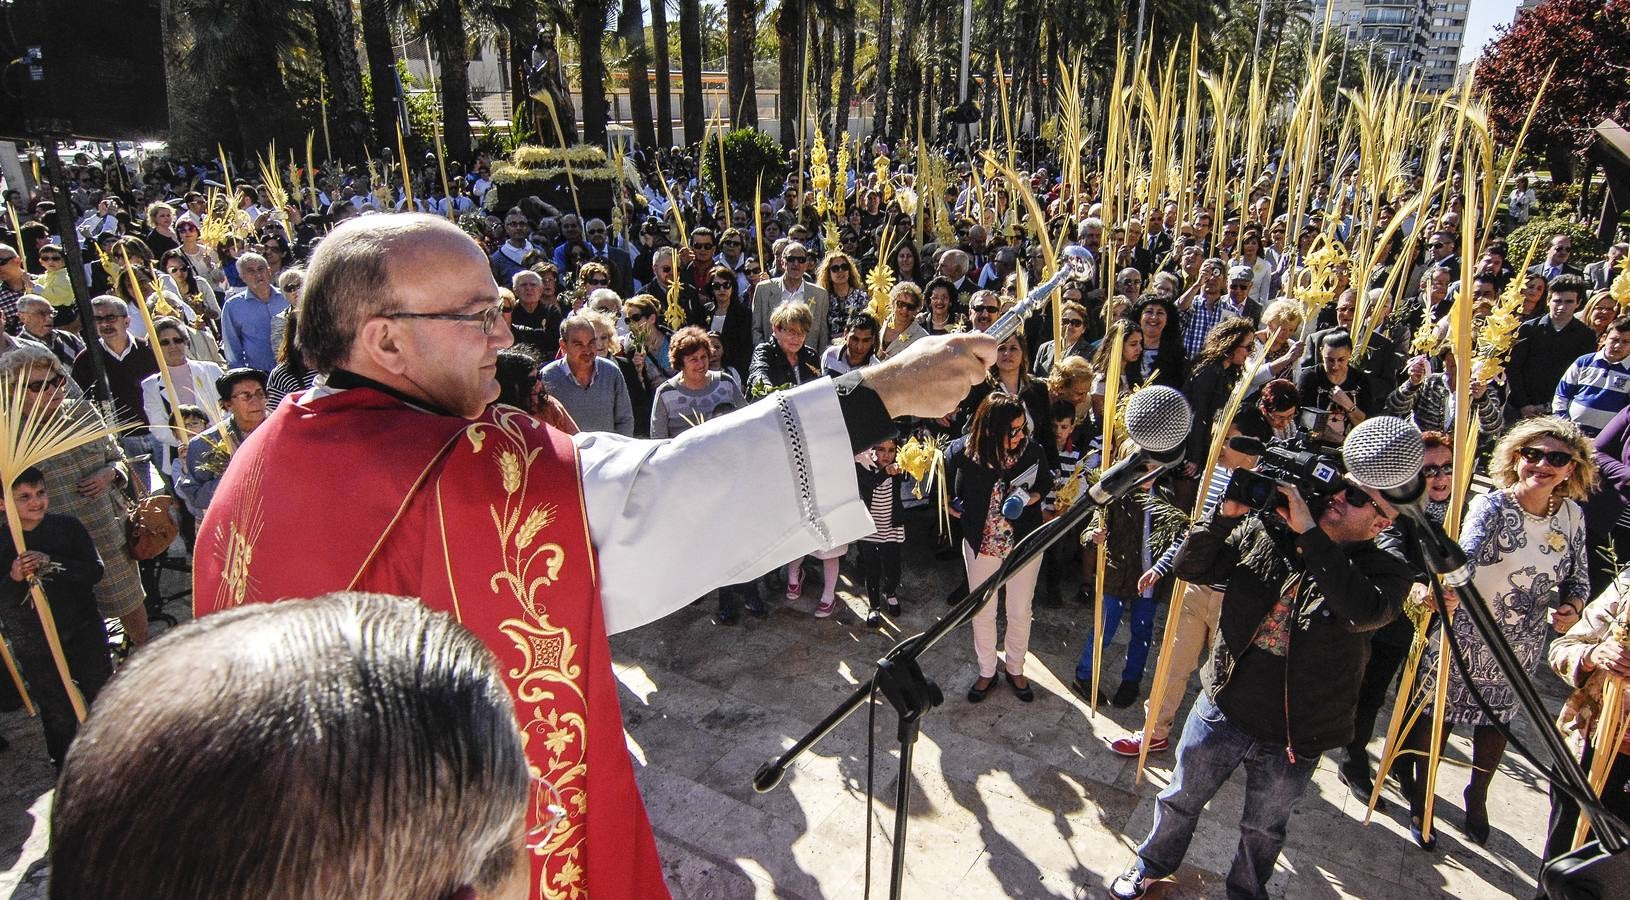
[816,251,867,342]
[1401,417,1596,848]
[878,282,929,359]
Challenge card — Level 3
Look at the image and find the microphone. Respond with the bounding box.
[1343,416,1469,579]
[984,246,1092,344]
[1085,385,1193,506]
[1342,416,1427,513]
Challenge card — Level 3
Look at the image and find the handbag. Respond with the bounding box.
[124,461,180,560]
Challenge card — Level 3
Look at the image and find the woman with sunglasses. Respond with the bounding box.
[816,251,867,342]
[258,233,292,280]
[139,316,224,475]
[159,249,221,333]
[1399,417,1595,849]
[878,282,929,359]
[704,263,754,378]
[174,219,224,291]
[1180,317,1257,473]
[0,345,150,645]
[947,392,1053,703]
[1031,300,1093,378]
[620,294,673,438]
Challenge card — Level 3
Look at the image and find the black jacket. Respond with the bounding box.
[1174,511,1412,755]
[713,300,755,381]
[747,341,822,393]
[946,435,1054,553]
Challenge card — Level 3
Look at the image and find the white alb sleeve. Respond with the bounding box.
[577,377,875,634]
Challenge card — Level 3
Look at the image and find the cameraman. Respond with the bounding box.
[1110,475,1412,900]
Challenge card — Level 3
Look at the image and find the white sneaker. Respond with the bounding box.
[1108,863,1154,899]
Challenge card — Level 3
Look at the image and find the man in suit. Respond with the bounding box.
[1585,242,1627,292]
[580,217,634,295]
[751,240,828,349]
[1528,233,1585,282]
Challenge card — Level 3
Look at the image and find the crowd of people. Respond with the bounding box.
[2,130,1629,899]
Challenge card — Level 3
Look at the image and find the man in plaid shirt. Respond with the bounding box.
[1177,258,1240,357]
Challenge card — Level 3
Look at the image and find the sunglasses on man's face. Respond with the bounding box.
[973,305,1000,315]
[785,255,807,264]
[1062,318,1085,327]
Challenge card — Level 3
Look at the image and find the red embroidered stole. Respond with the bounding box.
[194,388,669,899]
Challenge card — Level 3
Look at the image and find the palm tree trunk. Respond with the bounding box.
[873,0,892,139]
[652,0,675,146]
[817,17,835,141]
[833,7,854,145]
[776,0,805,146]
[505,21,535,143]
[889,0,918,141]
[309,0,369,161]
[725,0,758,128]
[578,0,609,145]
[360,0,397,153]
[430,0,473,163]
[680,0,705,143]
[620,0,656,148]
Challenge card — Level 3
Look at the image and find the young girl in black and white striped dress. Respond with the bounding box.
[856,437,907,627]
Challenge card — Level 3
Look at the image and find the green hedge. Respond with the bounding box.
[1506,216,1602,264]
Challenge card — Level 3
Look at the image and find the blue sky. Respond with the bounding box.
[1461,0,1520,64]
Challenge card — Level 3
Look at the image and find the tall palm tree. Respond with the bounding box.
[309,0,370,161]
[873,0,892,138]
[776,0,805,146]
[725,0,758,128]
[680,0,705,144]
[832,0,855,144]
[176,0,312,155]
[652,0,675,146]
[578,0,611,144]
[360,0,399,153]
[619,0,657,147]
[418,0,475,162]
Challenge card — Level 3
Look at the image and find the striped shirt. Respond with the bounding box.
[863,475,905,543]
[1554,351,1630,437]
[1150,466,1231,579]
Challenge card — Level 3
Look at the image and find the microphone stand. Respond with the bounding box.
[1406,511,1630,896]
[754,453,1179,900]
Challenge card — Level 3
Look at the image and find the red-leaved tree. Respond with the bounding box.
[1474,0,1630,183]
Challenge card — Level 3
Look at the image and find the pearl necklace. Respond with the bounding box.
[1508,488,1567,552]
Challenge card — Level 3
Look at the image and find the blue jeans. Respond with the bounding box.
[1133,692,1320,900]
[1073,593,1157,683]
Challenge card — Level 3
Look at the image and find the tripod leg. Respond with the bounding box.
[890,717,920,900]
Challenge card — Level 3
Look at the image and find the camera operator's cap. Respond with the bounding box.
[216,368,268,403]
[1228,264,1254,284]
[639,218,664,235]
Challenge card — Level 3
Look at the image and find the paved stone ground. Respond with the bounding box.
[0,523,1566,899]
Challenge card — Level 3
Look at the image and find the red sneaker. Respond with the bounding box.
[1108,733,1169,757]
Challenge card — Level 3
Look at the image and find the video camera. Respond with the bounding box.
[1221,436,1343,514]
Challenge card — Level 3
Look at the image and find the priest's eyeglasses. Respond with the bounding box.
[381,304,504,335]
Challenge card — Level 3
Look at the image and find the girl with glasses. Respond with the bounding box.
[1399,417,1595,850]
[947,392,1053,703]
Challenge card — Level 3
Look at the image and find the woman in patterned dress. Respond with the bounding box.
[1400,417,1595,848]
[1,345,149,644]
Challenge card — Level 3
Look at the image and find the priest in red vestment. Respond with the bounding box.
[191,214,994,899]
